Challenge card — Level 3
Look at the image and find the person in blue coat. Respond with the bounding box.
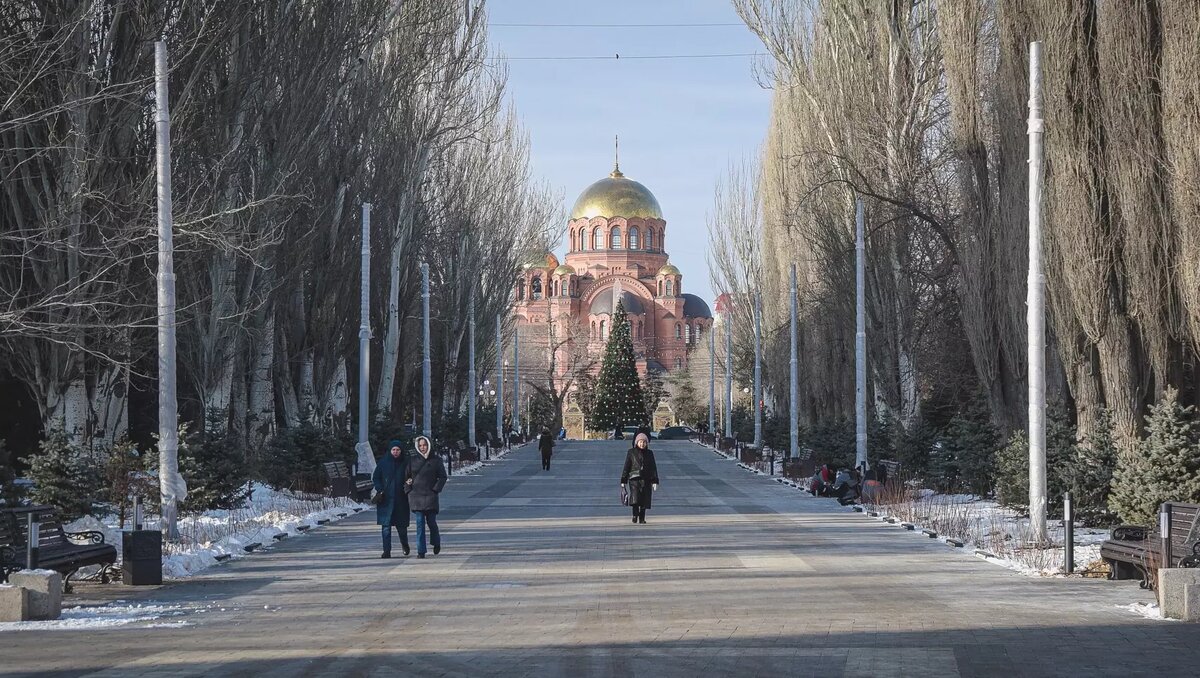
[404,435,447,559]
[372,440,411,558]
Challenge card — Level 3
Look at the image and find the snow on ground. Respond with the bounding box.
[701,439,1113,579]
[1118,602,1171,621]
[0,601,207,632]
[59,443,526,582]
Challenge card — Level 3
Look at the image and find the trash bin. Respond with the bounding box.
[121,530,162,586]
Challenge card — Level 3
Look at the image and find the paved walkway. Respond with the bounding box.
[3,440,1198,677]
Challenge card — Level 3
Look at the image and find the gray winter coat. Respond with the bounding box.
[405,452,447,513]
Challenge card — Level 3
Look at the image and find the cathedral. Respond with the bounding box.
[512,157,714,383]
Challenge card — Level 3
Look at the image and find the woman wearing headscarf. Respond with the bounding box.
[372,440,411,557]
[404,435,447,558]
[620,432,660,524]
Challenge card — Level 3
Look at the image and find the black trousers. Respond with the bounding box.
[541,453,551,470]
[631,505,646,519]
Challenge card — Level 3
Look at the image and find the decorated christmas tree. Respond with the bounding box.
[588,301,646,431]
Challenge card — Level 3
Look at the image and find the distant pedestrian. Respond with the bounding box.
[372,440,410,558]
[405,435,447,558]
[621,432,660,524]
[538,427,555,470]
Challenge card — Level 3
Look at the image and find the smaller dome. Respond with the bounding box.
[520,252,558,271]
[682,293,712,318]
[589,289,644,315]
[658,264,681,276]
[553,264,575,276]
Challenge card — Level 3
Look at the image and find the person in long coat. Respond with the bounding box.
[405,435,447,558]
[538,427,555,471]
[620,432,660,524]
[372,440,411,557]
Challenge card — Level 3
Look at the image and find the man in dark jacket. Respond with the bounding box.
[538,427,555,470]
[372,440,410,558]
[405,435,447,558]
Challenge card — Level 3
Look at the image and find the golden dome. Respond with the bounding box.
[521,252,559,271]
[657,264,681,276]
[570,168,663,220]
[553,264,575,276]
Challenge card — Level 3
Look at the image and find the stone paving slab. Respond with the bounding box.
[1,440,1197,677]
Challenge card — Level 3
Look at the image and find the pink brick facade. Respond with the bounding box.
[512,167,713,383]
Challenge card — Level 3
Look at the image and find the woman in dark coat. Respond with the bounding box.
[405,435,447,558]
[620,432,660,524]
[538,427,555,471]
[372,440,411,557]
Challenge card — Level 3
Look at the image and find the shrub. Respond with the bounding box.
[0,438,23,506]
[804,418,855,469]
[261,422,356,493]
[180,416,251,512]
[100,437,159,527]
[993,404,1076,510]
[1110,388,1200,525]
[1070,409,1118,526]
[930,399,1000,496]
[23,429,100,521]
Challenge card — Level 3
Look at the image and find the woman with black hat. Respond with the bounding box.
[620,432,660,524]
[372,440,411,557]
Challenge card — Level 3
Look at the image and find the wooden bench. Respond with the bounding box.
[323,461,372,502]
[1101,503,1200,584]
[739,446,762,465]
[455,441,479,464]
[0,506,117,591]
[783,448,815,480]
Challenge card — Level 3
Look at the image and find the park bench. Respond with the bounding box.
[1101,502,1200,584]
[455,440,479,464]
[783,448,815,480]
[739,446,762,465]
[0,506,117,591]
[323,461,372,502]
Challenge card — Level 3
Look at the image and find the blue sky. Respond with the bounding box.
[487,0,772,304]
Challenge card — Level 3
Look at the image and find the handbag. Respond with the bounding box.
[620,485,629,506]
[370,490,386,506]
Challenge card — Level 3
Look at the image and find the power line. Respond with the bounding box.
[494,53,764,61]
[492,22,743,28]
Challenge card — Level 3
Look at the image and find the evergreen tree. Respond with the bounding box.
[1110,388,1200,525]
[180,415,251,512]
[589,302,646,431]
[0,438,22,506]
[642,370,668,422]
[1070,409,1118,526]
[24,429,99,521]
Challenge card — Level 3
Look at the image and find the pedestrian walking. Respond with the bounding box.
[372,440,410,558]
[538,427,555,470]
[405,435,447,559]
[620,432,660,524]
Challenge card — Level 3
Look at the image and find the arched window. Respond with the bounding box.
[610,228,621,249]
[645,229,654,251]
[696,324,703,341]
[531,277,542,299]
[600,320,608,340]
[629,227,640,249]
[657,280,663,296]
[516,279,525,301]
[571,230,577,252]
[675,323,683,339]
[562,280,570,297]
[685,323,692,344]
[579,229,586,251]
[665,280,674,296]
[591,321,596,338]
[553,280,559,297]
[593,227,603,250]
